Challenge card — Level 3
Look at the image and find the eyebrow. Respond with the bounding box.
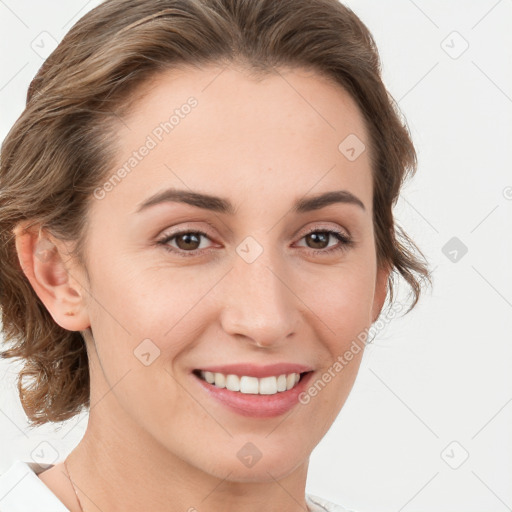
[134,188,366,215]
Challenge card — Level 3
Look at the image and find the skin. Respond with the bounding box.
[15,63,390,512]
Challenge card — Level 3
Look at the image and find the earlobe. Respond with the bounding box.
[13,222,91,331]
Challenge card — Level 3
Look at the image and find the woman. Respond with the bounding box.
[0,0,431,510]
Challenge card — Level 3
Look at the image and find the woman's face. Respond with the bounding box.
[62,64,389,481]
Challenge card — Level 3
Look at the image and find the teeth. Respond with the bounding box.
[276,374,287,392]
[199,371,303,395]
[240,376,259,394]
[204,371,215,384]
[225,374,240,392]
[214,372,226,388]
[259,376,277,395]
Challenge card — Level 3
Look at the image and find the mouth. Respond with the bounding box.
[191,364,314,418]
[192,369,310,395]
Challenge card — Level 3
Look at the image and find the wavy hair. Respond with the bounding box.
[0,0,432,426]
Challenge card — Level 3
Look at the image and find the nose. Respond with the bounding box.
[218,248,301,349]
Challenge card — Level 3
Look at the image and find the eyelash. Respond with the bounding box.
[156,226,354,258]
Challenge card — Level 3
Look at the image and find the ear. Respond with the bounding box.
[371,263,391,323]
[13,222,91,331]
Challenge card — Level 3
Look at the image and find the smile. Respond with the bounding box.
[191,363,314,417]
[195,370,303,395]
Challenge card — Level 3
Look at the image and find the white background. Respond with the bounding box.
[1,1,511,511]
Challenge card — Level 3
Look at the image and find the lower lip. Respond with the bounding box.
[192,371,314,418]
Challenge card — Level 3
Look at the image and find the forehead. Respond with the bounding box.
[94,64,373,217]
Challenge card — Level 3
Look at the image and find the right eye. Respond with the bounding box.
[157,230,215,256]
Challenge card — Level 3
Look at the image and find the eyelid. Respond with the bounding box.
[158,222,349,242]
[299,223,350,239]
[157,222,216,241]
[156,221,354,256]
[294,225,354,253]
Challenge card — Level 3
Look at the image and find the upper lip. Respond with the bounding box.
[194,363,313,378]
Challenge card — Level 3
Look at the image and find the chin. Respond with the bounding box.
[200,450,306,483]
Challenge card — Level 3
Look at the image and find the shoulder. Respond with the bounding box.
[0,459,70,511]
[306,492,358,512]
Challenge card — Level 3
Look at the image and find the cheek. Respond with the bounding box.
[84,268,187,420]
[88,255,179,332]
[85,259,212,387]
[297,264,375,412]
[302,256,377,342]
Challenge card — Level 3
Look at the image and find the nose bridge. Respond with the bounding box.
[219,238,300,346]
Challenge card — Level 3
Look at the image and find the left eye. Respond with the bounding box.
[157,228,353,256]
[296,229,352,253]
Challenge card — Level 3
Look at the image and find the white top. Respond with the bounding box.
[0,460,355,512]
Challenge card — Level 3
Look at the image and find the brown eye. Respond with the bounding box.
[174,232,202,250]
[157,230,213,256]
[157,227,353,258]
[305,231,331,249]
[297,229,353,255]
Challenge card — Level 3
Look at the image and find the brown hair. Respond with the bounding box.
[0,0,432,427]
